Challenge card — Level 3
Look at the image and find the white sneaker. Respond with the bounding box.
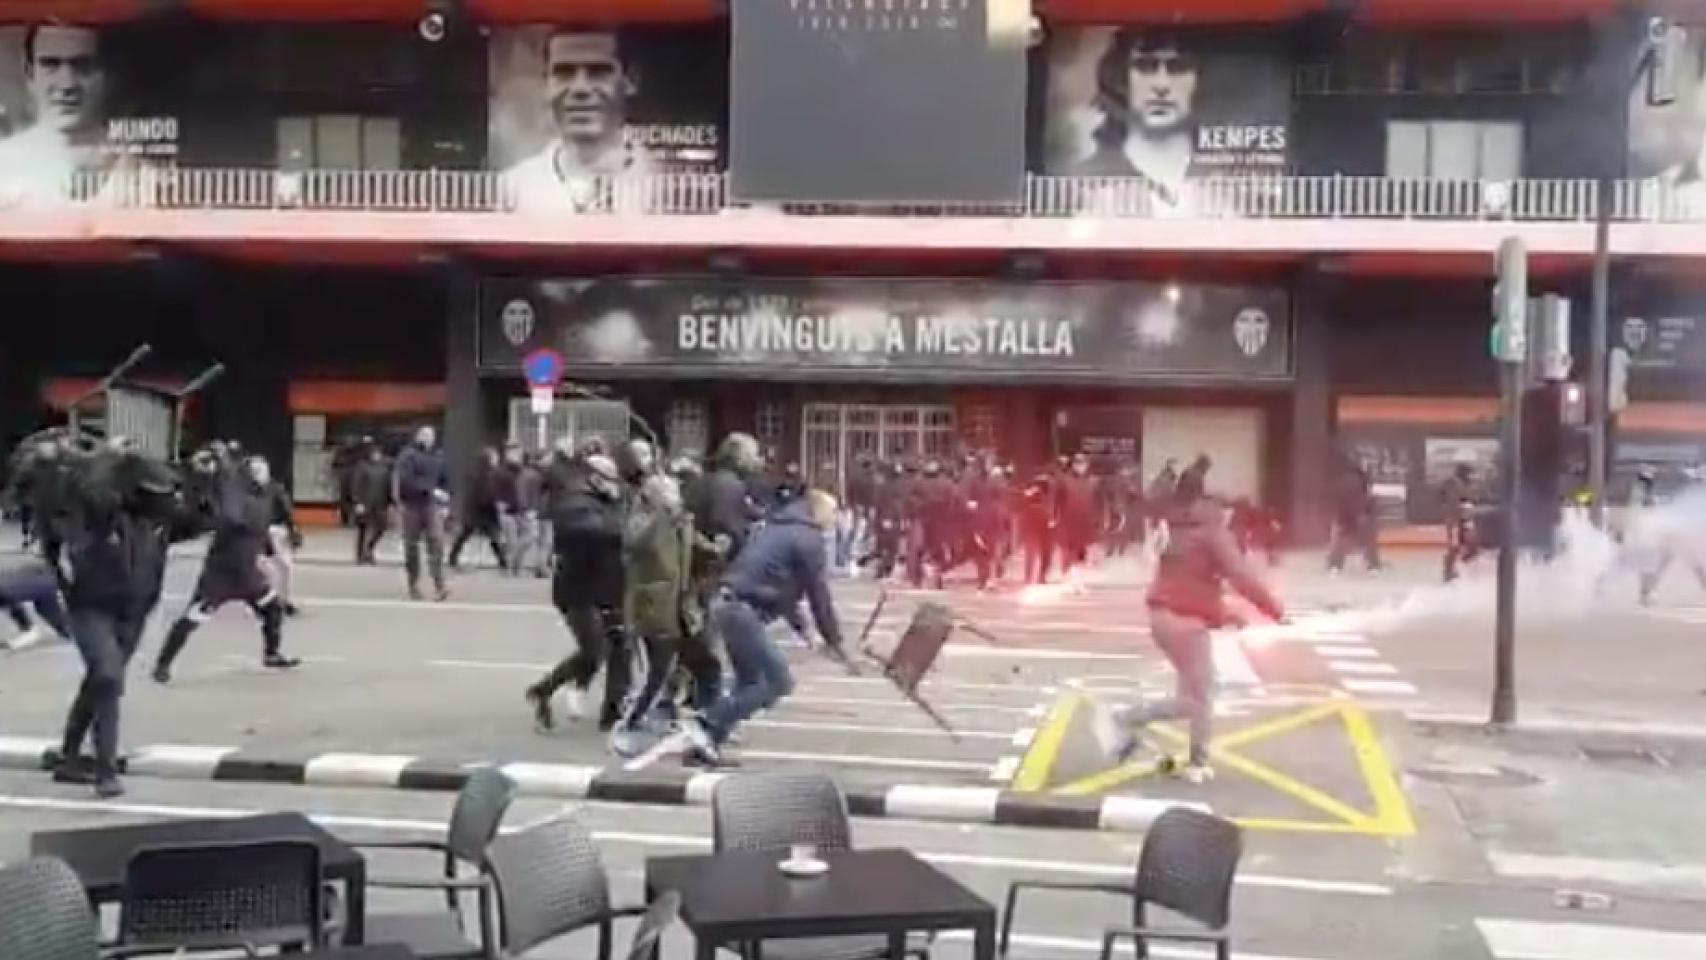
[1181,763,1215,784]
[1091,703,1139,764]
[564,687,588,721]
[624,730,690,772]
[7,625,46,653]
[608,728,646,759]
[679,717,721,763]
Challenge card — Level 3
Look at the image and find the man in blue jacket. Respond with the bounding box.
[662,488,848,766]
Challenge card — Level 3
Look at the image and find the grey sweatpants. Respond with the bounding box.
[1133,607,1217,765]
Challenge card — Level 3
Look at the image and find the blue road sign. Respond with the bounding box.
[522,348,565,388]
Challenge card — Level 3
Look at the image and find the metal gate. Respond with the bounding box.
[507,397,632,456]
[801,403,955,495]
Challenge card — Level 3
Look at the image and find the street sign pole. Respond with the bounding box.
[522,348,566,455]
[1491,237,1528,727]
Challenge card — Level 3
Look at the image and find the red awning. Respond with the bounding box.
[1044,0,1612,25]
[181,0,719,23]
[0,0,1613,26]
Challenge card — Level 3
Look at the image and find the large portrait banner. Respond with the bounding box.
[1629,23,1706,211]
[1042,26,1291,217]
[488,25,725,215]
[0,22,178,208]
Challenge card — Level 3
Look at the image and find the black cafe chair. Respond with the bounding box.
[999,808,1242,960]
[0,856,207,960]
[117,839,326,957]
[0,857,100,960]
[712,772,931,960]
[622,890,682,960]
[353,767,518,959]
[485,813,649,960]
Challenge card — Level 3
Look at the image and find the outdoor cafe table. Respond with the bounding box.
[645,848,997,960]
[30,810,369,944]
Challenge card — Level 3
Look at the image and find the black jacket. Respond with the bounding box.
[64,455,206,618]
[203,474,275,584]
[394,446,448,507]
[874,474,909,523]
[18,458,70,528]
[551,477,625,607]
[351,459,392,511]
[1055,473,1100,531]
[914,475,958,530]
[701,467,759,554]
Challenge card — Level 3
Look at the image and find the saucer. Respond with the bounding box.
[778,857,830,878]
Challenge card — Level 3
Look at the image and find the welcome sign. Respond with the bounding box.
[478,276,1291,382]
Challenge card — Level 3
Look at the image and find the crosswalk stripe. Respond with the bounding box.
[1476,919,1706,960]
[1341,678,1418,696]
[1312,644,1379,658]
[1288,634,1370,647]
[1327,660,1400,677]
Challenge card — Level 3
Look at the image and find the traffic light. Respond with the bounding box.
[1519,382,1567,551]
[1561,381,1586,426]
[1521,383,1565,482]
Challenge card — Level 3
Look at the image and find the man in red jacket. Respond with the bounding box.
[1097,477,1285,783]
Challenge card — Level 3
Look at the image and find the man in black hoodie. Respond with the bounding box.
[16,438,71,577]
[151,456,301,685]
[449,447,509,571]
[525,453,629,731]
[350,444,392,565]
[55,449,210,798]
[700,432,764,557]
[1055,452,1101,574]
[394,426,451,601]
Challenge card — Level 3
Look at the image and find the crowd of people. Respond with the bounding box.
[2,434,305,798]
[319,426,855,769]
[2,420,1306,796]
[321,435,1286,597]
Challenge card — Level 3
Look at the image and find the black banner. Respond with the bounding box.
[478,276,1291,382]
[729,0,1027,205]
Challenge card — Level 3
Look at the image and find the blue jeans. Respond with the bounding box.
[704,599,793,744]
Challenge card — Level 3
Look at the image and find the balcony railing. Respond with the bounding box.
[32,167,1706,223]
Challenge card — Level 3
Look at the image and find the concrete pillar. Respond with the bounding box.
[1289,268,1333,546]
[443,263,481,480]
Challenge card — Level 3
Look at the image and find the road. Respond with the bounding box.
[3,532,1706,959]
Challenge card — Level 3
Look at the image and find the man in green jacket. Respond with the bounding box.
[610,472,721,758]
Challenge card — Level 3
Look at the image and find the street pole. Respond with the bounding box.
[1492,237,1528,727]
[1587,172,1611,527]
[1494,359,1522,726]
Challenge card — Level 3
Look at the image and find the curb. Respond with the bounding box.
[1408,713,1706,764]
[0,736,1201,834]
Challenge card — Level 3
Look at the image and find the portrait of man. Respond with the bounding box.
[1629,26,1706,213]
[1044,27,1289,220]
[0,23,112,204]
[1623,316,1651,356]
[502,29,654,213]
[1073,29,1201,211]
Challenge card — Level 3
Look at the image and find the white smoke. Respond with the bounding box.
[1241,487,1706,647]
